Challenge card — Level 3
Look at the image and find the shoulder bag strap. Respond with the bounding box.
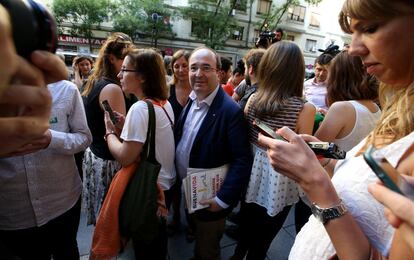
[148,98,174,129]
[143,100,157,163]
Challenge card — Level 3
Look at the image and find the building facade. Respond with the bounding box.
[41,0,350,68]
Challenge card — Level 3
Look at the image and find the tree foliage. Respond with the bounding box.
[112,0,175,42]
[179,0,240,50]
[51,0,113,51]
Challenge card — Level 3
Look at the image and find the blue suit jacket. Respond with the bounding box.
[175,87,253,220]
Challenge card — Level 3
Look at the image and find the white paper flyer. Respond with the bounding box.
[183,164,229,213]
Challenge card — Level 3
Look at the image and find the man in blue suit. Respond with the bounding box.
[175,46,253,260]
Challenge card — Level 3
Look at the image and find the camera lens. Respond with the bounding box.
[0,0,57,58]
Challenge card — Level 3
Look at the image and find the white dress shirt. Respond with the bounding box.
[303,78,328,110]
[176,86,229,208]
[0,80,92,229]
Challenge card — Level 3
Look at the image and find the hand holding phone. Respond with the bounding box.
[253,119,346,159]
[101,100,118,125]
[253,119,285,140]
[364,145,414,199]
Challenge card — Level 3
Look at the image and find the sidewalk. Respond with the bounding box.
[77,208,296,259]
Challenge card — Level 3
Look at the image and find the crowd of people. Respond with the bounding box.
[0,0,414,259]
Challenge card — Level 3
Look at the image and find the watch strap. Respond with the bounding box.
[312,200,348,224]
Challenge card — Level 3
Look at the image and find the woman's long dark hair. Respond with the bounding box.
[326,51,378,106]
[254,41,305,118]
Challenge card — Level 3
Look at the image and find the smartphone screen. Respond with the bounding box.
[101,100,117,124]
[364,145,414,199]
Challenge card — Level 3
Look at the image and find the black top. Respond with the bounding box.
[237,83,257,111]
[83,78,135,160]
[168,84,186,122]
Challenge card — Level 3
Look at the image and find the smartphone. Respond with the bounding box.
[101,100,117,125]
[253,119,346,159]
[364,145,414,199]
[253,119,285,140]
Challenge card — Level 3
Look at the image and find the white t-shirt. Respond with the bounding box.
[121,100,176,190]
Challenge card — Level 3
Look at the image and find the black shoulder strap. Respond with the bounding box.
[142,100,156,162]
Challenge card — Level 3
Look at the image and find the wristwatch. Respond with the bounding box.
[311,200,348,224]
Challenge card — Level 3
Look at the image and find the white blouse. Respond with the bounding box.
[289,131,414,259]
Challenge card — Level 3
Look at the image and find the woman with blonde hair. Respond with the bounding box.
[168,49,191,120]
[258,0,414,259]
[82,32,134,225]
[231,41,315,260]
[166,49,192,236]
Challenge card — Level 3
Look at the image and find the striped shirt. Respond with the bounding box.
[246,94,305,147]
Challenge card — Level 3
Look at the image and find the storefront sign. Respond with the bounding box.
[58,35,106,46]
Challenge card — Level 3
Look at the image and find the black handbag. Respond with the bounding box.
[119,100,161,242]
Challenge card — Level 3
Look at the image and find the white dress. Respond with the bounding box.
[289,132,414,259]
[245,144,305,217]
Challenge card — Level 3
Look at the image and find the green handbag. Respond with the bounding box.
[119,100,161,242]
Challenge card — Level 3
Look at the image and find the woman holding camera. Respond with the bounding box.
[231,41,315,260]
[258,0,414,259]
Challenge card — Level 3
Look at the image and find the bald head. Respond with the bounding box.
[189,47,220,100]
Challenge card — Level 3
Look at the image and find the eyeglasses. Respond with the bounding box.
[189,65,217,73]
[120,68,138,73]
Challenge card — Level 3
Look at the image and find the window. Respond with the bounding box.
[287,5,306,23]
[310,12,320,28]
[234,0,247,12]
[286,35,295,41]
[191,19,209,38]
[253,29,260,43]
[232,26,244,41]
[257,0,271,15]
[305,39,317,53]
